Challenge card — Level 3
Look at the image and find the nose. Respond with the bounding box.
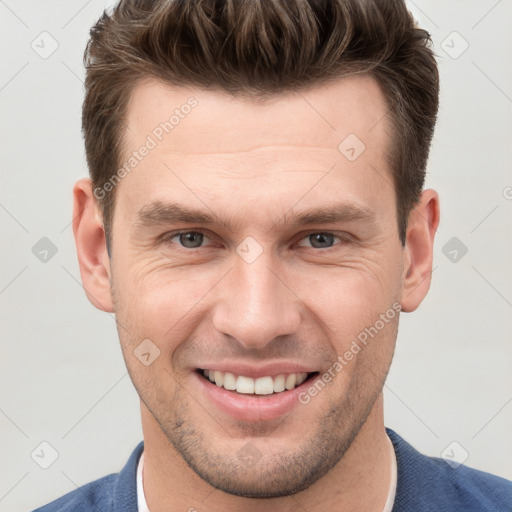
[211,248,301,350]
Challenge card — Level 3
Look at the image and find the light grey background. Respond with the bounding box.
[1,1,511,511]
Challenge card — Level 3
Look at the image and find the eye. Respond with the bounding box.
[160,230,348,251]
[162,230,211,249]
[297,232,346,249]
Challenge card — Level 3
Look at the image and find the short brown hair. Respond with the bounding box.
[82,0,439,253]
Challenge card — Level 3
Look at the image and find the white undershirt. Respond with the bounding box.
[136,450,150,512]
[136,435,397,512]
[383,433,398,512]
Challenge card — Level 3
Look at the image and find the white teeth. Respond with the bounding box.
[273,374,285,393]
[236,375,254,394]
[223,372,237,391]
[214,370,224,387]
[296,372,308,385]
[254,376,274,395]
[202,370,311,395]
[285,373,296,390]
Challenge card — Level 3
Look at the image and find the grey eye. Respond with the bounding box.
[308,233,336,249]
[177,232,204,248]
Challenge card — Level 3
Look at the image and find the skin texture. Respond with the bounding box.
[73,75,439,512]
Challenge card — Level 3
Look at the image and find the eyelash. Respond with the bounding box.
[159,230,350,252]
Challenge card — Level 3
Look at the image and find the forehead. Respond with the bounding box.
[116,75,394,226]
[124,75,390,154]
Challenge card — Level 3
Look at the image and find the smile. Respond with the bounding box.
[197,369,318,395]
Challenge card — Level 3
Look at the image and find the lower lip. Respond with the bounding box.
[194,371,317,422]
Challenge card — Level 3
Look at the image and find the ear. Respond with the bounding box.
[400,189,440,312]
[72,178,114,312]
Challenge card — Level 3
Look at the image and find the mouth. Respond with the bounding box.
[196,368,319,396]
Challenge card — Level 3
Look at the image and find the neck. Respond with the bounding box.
[141,395,391,512]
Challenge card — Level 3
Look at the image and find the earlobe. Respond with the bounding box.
[72,178,114,313]
[400,189,440,313]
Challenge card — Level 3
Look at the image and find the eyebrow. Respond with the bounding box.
[134,200,377,232]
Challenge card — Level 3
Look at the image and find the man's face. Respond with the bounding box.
[109,76,405,497]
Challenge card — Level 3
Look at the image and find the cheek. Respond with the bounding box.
[111,262,214,361]
[113,254,181,312]
[300,261,400,328]
[326,311,399,406]
[295,262,401,389]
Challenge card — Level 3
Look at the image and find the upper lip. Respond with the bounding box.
[196,362,317,379]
